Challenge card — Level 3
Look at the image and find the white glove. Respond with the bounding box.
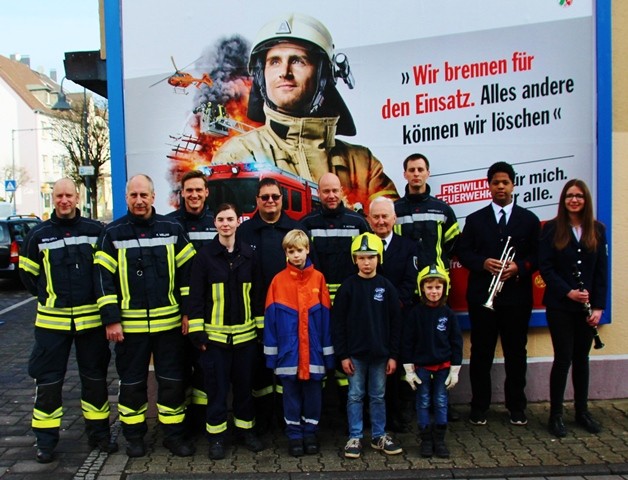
[445,365,461,390]
[403,363,421,390]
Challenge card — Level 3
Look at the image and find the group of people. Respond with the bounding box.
[18,10,607,465]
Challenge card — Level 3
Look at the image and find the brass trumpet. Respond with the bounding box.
[483,236,515,310]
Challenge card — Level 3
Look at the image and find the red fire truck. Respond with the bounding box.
[200,162,320,221]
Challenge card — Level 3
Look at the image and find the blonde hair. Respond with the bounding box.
[282,229,310,251]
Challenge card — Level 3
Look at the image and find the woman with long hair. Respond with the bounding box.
[539,179,608,438]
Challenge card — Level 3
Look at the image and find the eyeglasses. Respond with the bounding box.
[565,193,585,200]
[258,193,282,202]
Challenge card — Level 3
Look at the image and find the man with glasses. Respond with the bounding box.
[237,177,303,434]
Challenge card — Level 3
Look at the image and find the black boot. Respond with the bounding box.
[419,426,433,458]
[433,424,450,458]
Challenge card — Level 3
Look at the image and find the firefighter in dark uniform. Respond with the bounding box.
[95,174,196,458]
[19,178,116,464]
[394,153,460,272]
[393,153,461,421]
[300,172,370,412]
[167,170,216,433]
[368,196,420,432]
[187,203,265,460]
[236,178,302,434]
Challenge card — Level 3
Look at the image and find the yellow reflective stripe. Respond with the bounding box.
[118,249,131,310]
[42,250,57,308]
[435,224,445,270]
[32,406,63,429]
[118,402,147,425]
[254,315,264,329]
[166,243,176,306]
[327,283,340,304]
[97,294,118,309]
[120,316,182,333]
[211,283,224,326]
[191,388,208,406]
[38,304,99,315]
[252,386,274,398]
[157,402,185,424]
[180,286,190,297]
[206,329,257,345]
[188,318,205,332]
[175,242,195,268]
[121,305,180,318]
[275,384,283,394]
[242,282,251,322]
[74,315,102,330]
[94,250,117,273]
[81,399,110,420]
[206,421,227,434]
[19,255,40,275]
[393,224,402,235]
[233,417,254,429]
[205,320,255,334]
[444,222,460,243]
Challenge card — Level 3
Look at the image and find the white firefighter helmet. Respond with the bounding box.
[350,233,384,264]
[417,264,451,297]
[246,12,356,135]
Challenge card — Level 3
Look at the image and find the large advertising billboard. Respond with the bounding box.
[105,0,610,326]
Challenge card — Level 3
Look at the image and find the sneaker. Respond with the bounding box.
[370,434,402,455]
[469,409,487,426]
[208,440,225,460]
[238,431,264,452]
[510,411,528,426]
[576,411,602,433]
[344,438,362,458]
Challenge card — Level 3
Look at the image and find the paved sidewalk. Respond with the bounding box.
[1,297,627,480]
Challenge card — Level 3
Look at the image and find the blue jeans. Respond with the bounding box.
[346,357,387,439]
[416,367,449,427]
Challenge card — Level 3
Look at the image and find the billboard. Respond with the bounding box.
[104,0,611,326]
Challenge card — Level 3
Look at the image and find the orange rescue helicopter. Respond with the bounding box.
[150,56,213,92]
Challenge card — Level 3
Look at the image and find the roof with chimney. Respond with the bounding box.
[0,54,64,113]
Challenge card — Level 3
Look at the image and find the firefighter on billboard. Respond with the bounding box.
[212,12,398,210]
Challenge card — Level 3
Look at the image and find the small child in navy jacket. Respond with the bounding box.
[402,265,463,459]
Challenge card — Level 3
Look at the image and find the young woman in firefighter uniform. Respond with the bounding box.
[187,203,265,460]
[18,178,116,463]
[94,175,196,458]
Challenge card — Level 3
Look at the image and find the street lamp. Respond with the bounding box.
[52,77,92,218]
[10,127,53,215]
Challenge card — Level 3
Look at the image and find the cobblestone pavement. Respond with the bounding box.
[1,282,627,480]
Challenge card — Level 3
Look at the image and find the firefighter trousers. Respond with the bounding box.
[28,327,112,450]
[114,328,186,441]
[199,341,256,440]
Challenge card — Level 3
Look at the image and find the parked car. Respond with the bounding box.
[0,215,41,283]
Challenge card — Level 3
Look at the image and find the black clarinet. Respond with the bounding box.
[572,265,605,349]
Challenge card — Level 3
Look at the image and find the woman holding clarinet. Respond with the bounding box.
[539,179,608,438]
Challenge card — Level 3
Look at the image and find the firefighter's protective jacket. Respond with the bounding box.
[166,205,216,251]
[94,210,195,333]
[187,237,264,346]
[394,184,460,271]
[19,209,103,332]
[212,105,399,210]
[300,202,369,295]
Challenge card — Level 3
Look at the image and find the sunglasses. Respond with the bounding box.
[258,194,282,202]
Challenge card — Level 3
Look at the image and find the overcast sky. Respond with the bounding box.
[0,0,101,91]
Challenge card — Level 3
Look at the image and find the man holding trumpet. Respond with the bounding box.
[457,162,540,427]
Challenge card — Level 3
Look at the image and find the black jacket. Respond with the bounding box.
[380,233,419,308]
[539,219,608,312]
[457,203,540,307]
[19,209,103,333]
[166,205,216,251]
[94,209,195,332]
